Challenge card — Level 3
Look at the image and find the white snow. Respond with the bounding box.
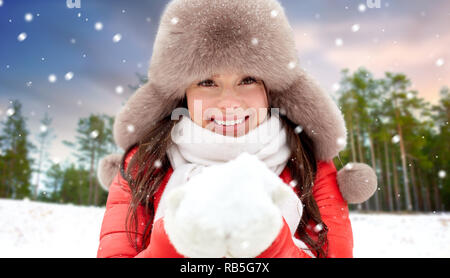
[0,198,449,258]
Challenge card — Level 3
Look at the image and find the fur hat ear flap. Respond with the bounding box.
[97,153,123,191]
[269,70,348,162]
[337,162,378,204]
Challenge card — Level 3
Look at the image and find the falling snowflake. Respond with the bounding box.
[90,130,99,139]
[391,134,400,144]
[358,4,367,12]
[288,61,296,69]
[65,72,74,81]
[294,125,303,134]
[6,108,15,117]
[48,74,57,83]
[332,83,340,91]
[26,81,32,87]
[435,58,445,67]
[345,163,353,170]
[112,33,122,43]
[335,38,343,47]
[351,24,360,32]
[40,125,48,133]
[115,86,124,94]
[24,13,33,22]
[240,241,250,249]
[154,159,162,168]
[406,92,414,99]
[94,22,103,31]
[171,17,179,25]
[70,38,76,44]
[438,170,446,179]
[17,32,27,42]
[289,179,298,188]
[127,124,135,133]
[313,223,323,233]
[0,0,3,7]
[336,137,346,146]
[270,9,279,18]
[251,37,259,45]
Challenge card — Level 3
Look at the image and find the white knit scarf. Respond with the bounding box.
[154,114,304,238]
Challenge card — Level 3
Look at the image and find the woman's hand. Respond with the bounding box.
[162,152,299,258]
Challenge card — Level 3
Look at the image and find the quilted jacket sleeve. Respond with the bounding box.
[306,160,354,258]
[96,170,148,258]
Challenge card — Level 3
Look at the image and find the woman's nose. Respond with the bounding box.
[215,92,242,112]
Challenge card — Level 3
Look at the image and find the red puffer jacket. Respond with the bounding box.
[97,147,353,258]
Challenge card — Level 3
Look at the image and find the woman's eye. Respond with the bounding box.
[198,79,215,87]
[241,77,257,85]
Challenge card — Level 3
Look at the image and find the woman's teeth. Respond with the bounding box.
[214,118,245,126]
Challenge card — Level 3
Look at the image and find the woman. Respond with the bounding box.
[96,0,377,258]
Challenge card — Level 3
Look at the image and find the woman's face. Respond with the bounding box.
[185,72,269,137]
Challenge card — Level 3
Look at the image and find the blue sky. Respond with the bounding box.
[0,0,449,170]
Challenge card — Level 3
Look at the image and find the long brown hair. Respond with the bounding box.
[122,97,328,257]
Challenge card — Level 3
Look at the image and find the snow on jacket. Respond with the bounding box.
[97,146,353,258]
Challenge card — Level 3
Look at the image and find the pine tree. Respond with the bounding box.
[0,100,34,199]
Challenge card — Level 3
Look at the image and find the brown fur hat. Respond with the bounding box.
[98,0,377,204]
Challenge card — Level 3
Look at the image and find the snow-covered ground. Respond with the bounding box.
[1,198,449,258]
